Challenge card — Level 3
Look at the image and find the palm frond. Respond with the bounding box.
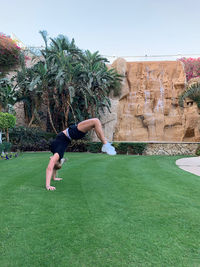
[39,30,48,49]
[179,83,200,108]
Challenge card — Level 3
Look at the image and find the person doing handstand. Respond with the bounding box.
[46,118,116,191]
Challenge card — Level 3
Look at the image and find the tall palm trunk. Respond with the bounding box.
[6,128,9,142]
[24,105,31,126]
[28,112,35,127]
[63,94,70,128]
[47,97,57,134]
[43,90,58,134]
[28,100,42,128]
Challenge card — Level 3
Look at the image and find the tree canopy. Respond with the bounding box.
[14,31,122,133]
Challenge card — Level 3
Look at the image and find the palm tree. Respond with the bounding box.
[14,32,122,133]
[33,61,58,132]
[39,31,82,130]
[179,78,200,108]
[75,50,122,119]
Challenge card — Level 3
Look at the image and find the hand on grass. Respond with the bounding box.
[53,178,63,181]
[46,185,56,191]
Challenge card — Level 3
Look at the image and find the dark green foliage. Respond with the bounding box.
[0,77,16,113]
[179,82,200,108]
[196,145,200,156]
[86,142,147,154]
[113,142,147,155]
[0,142,12,153]
[9,126,56,151]
[9,126,147,154]
[66,139,88,152]
[12,139,50,152]
[10,126,56,143]
[86,142,102,153]
[14,31,122,132]
[0,143,3,154]
[2,141,12,152]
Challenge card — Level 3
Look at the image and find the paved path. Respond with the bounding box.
[176,157,200,176]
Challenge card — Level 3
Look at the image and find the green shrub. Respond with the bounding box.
[130,143,147,155]
[8,126,147,154]
[67,139,88,152]
[86,142,147,154]
[113,142,147,155]
[10,126,56,152]
[0,112,16,142]
[10,126,56,143]
[2,141,12,152]
[0,143,4,153]
[0,141,12,153]
[113,143,128,154]
[12,139,49,152]
[86,142,102,153]
[196,146,200,156]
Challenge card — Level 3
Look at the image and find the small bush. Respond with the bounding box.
[196,146,200,156]
[0,143,4,153]
[0,113,16,142]
[2,141,12,152]
[86,142,102,153]
[0,141,12,153]
[113,143,128,154]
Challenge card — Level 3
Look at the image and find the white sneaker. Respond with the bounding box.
[60,158,68,165]
[101,142,116,155]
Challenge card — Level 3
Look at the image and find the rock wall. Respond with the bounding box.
[102,59,200,142]
[143,143,199,155]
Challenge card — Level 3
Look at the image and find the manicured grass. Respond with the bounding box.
[1,153,200,266]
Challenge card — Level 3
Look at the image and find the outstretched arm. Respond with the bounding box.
[46,153,59,190]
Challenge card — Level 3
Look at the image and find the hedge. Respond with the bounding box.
[7,126,147,154]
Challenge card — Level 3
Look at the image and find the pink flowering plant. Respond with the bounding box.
[179,57,200,82]
[0,33,21,69]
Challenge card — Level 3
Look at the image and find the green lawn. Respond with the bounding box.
[1,152,200,267]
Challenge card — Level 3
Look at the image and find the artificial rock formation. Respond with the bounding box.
[13,57,200,142]
[101,59,200,142]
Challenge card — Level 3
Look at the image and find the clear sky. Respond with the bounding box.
[1,0,200,58]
